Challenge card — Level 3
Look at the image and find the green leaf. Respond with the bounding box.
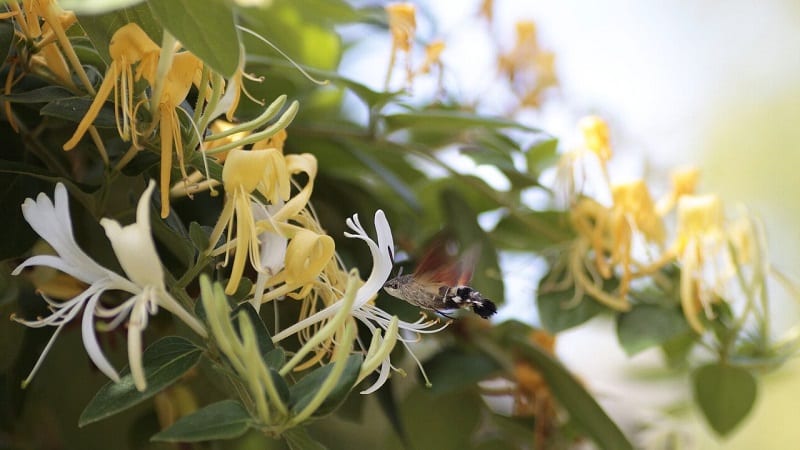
[151,400,252,442]
[383,110,539,134]
[424,347,500,394]
[525,137,559,176]
[616,304,691,356]
[537,275,614,332]
[0,86,74,104]
[264,348,286,371]
[503,333,633,450]
[62,0,145,14]
[231,303,275,357]
[492,210,572,251]
[78,2,163,64]
[284,427,327,450]
[147,0,240,77]
[40,97,117,127]
[188,222,210,251]
[79,337,203,426]
[693,363,757,436]
[0,19,14,68]
[289,354,363,418]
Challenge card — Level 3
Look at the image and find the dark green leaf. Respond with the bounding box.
[0,86,74,104]
[492,210,571,251]
[40,97,117,127]
[504,334,633,450]
[264,348,286,371]
[424,347,500,394]
[79,337,203,426]
[0,20,14,68]
[284,427,327,450]
[537,275,614,333]
[693,363,757,436]
[78,2,163,64]
[383,110,539,134]
[616,304,691,356]
[147,0,240,77]
[151,204,194,269]
[151,400,251,442]
[188,222,210,251]
[289,354,363,418]
[231,303,275,357]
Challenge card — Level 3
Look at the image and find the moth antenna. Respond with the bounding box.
[396,266,404,277]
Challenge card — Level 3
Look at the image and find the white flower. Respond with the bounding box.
[13,181,206,391]
[272,210,446,394]
[251,200,287,311]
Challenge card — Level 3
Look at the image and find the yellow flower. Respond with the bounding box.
[153,51,204,218]
[656,166,701,215]
[579,115,612,163]
[208,149,278,295]
[63,23,160,151]
[384,2,416,88]
[674,194,725,333]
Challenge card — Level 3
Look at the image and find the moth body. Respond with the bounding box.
[383,274,497,319]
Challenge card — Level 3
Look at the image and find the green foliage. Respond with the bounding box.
[424,346,501,395]
[537,276,615,333]
[146,0,240,77]
[2,0,790,447]
[288,354,363,418]
[693,363,757,436]
[151,400,252,442]
[492,321,634,450]
[617,303,691,356]
[79,337,203,426]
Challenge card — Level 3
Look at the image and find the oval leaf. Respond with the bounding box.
[147,0,240,77]
[693,363,757,436]
[424,347,500,395]
[616,304,691,356]
[289,354,362,418]
[41,97,117,127]
[537,276,614,333]
[79,336,203,426]
[151,400,251,442]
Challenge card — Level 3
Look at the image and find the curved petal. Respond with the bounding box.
[273,210,394,342]
[19,184,110,283]
[81,286,121,383]
[101,180,165,288]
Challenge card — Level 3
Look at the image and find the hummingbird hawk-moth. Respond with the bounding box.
[382,240,497,319]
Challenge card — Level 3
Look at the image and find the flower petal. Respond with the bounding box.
[100,180,165,288]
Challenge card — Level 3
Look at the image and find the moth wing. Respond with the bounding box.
[414,239,480,287]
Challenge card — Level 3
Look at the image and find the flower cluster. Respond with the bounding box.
[7,4,447,400]
[544,115,778,333]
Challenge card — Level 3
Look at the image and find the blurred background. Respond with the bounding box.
[346,0,800,448]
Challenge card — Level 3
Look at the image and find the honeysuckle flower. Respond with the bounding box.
[674,194,726,333]
[209,148,289,294]
[273,210,446,394]
[579,115,612,163]
[656,166,701,215]
[152,51,204,218]
[385,2,416,88]
[11,181,206,391]
[63,23,160,151]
